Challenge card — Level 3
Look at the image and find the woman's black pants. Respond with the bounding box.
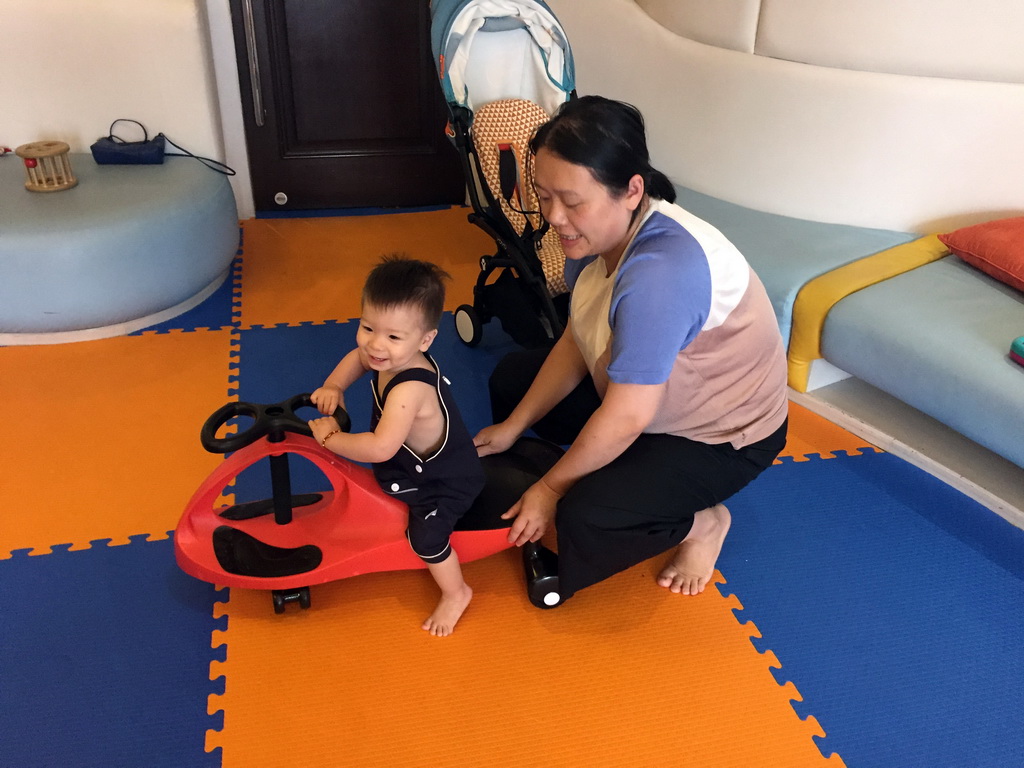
[489,347,787,601]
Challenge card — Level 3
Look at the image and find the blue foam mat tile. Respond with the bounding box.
[0,535,225,768]
[429,314,519,435]
[230,315,516,502]
[828,447,881,458]
[130,256,240,335]
[771,454,800,465]
[719,451,1024,768]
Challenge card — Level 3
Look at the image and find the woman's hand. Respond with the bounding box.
[307,415,342,445]
[473,421,523,457]
[502,479,562,546]
[311,385,343,415]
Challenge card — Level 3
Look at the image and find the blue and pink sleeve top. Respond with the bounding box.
[565,198,788,449]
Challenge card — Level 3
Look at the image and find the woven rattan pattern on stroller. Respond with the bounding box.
[472,99,568,298]
[460,98,569,347]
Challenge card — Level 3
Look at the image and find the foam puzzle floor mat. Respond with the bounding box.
[3,209,1023,768]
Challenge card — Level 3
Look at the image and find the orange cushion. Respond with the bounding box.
[938,216,1024,293]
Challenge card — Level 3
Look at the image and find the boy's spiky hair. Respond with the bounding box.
[362,253,450,330]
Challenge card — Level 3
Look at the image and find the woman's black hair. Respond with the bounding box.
[529,95,676,203]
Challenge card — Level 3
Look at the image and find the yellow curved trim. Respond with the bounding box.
[787,235,949,392]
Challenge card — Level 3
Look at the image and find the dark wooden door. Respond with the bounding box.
[231,0,465,211]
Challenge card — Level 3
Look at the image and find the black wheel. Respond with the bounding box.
[523,542,562,609]
[272,586,312,614]
[529,573,562,608]
[454,304,483,347]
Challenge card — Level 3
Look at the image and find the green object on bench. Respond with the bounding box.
[1011,336,1024,367]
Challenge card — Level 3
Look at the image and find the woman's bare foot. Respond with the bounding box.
[422,584,472,637]
[657,504,731,595]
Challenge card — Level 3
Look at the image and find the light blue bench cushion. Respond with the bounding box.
[0,154,238,334]
[673,186,916,345]
[822,256,1024,468]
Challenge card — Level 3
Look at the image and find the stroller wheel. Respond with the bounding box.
[454,304,483,347]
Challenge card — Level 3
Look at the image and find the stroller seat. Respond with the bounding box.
[471,98,568,297]
[431,0,575,348]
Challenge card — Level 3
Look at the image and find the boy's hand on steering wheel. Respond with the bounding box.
[308,415,342,445]
[311,385,343,415]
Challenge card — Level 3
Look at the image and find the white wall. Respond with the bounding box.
[204,0,254,218]
[548,0,1024,232]
[2,0,254,217]
[756,0,1024,83]
[7,0,1023,229]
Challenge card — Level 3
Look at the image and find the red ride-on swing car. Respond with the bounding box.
[174,394,564,613]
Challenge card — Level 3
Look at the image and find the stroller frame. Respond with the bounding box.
[431,0,575,349]
[448,103,568,348]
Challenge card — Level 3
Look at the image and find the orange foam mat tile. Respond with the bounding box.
[779,401,879,462]
[207,551,842,768]
[238,210,495,329]
[0,330,234,556]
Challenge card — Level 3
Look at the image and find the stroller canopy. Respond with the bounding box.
[431,0,575,120]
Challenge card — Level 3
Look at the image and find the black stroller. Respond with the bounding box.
[430,0,576,349]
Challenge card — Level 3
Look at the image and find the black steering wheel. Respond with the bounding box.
[200,393,351,454]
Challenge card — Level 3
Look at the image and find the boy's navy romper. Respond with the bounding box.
[370,355,485,564]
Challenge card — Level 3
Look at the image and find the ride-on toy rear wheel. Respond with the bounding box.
[272,587,312,614]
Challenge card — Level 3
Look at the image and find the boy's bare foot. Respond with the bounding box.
[422,584,473,637]
[657,503,731,595]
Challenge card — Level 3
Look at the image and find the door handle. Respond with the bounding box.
[241,0,265,127]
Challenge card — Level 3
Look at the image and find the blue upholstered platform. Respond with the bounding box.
[823,256,1024,468]
[673,185,916,344]
[674,185,1024,473]
[0,154,238,342]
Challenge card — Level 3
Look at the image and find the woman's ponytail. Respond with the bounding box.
[647,169,676,203]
